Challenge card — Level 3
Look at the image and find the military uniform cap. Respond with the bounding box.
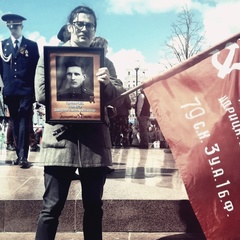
[1,14,26,28]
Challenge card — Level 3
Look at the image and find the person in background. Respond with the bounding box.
[131,123,140,147]
[0,14,39,168]
[113,85,132,147]
[29,110,41,151]
[6,107,40,152]
[106,105,117,145]
[6,119,15,151]
[90,36,117,79]
[128,122,133,146]
[90,36,118,172]
[135,88,150,149]
[57,24,70,44]
[34,6,124,240]
[6,110,40,152]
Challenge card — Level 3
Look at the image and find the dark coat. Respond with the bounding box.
[0,36,39,96]
[34,42,124,167]
[116,93,131,116]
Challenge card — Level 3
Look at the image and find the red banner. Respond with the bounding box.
[144,33,240,240]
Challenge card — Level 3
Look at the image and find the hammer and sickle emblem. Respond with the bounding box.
[211,43,240,79]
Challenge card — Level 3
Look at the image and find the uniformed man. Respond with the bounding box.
[0,14,39,168]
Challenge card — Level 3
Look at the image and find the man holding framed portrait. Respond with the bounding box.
[34,5,124,240]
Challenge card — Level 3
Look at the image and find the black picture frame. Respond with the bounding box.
[44,46,104,124]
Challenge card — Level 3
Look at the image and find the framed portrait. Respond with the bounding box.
[44,46,104,124]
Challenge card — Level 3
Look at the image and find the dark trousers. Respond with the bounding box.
[6,119,14,145]
[6,113,37,147]
[138,116,149,147]
[4,95,33,158]
[35,166,107,240]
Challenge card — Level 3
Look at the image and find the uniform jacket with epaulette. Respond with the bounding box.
[0,36,39,96]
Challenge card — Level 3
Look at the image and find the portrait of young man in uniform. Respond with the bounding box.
[56,57,94,102]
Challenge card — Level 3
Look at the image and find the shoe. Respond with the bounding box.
[19,157,29,168]
[12,158,19,165]
[72,173,81,180]
[164,148,172,153]
[138,145,149,149]
[106,167,115,174]
[6,144,16,151]
[30,145,40,152]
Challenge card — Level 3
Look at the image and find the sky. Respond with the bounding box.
[0,0,240,80]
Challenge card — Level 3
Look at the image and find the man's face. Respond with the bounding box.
[66,66,85,88]
[8,23,23,39]
[69,13,96,47]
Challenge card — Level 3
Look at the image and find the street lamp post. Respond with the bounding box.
[134,67,139,97]
[134,67,139,87]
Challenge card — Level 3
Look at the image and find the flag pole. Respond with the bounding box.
[106,82,144,106]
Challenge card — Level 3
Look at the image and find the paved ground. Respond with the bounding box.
[0,232,206,240]
[0,145,206,239]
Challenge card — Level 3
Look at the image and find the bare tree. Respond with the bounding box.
[160,5,205,68]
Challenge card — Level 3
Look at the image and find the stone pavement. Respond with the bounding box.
[0,145,206,239]
[0,232,205,240]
